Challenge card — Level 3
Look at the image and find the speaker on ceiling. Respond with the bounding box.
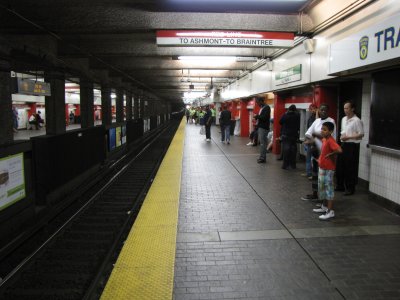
[303,39,315,54]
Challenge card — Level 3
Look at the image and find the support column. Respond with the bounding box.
[79,79,94,128]
[116,88,124,123]
[101,86,112,126]
[44,71,66,135]
[126,89,132,121]
[134,94,139,119]
[0,62,13,145]
[140,96,145,119]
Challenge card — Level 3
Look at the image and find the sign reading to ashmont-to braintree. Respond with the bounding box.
[157,30,294,48]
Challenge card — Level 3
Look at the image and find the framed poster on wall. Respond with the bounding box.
[0,153,26,211]
[108,128,116,151]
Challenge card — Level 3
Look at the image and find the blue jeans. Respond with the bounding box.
[258,127,268,160]
[221,125,230,142]
[304,144,312,176]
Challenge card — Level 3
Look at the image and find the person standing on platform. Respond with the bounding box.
[220,105,231,144]
[69,111,75,125]
[301,104,336,201]
[335,101,364,195]
[302,104,317,178]
[204,105,212,142]
[211,106,216,125]
[185,108,190,123]
[312,122,342,220]
[279,105,300,170]
[254,97,271,163]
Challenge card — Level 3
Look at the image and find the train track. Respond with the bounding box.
[0,120,181,300]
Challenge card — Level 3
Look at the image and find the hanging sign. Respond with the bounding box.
[275,64,302,85]
[16,78,51,96]
[156,30,294,48]
[329,13,400,74]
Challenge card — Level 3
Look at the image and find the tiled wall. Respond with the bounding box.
[363,77,400,205]
[370,151,400,204]
[359,78,371,182]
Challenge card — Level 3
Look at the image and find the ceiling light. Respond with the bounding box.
[178,56,237,62]
[236,57,258,62]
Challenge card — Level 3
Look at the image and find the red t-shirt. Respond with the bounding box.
[319,136,340,170]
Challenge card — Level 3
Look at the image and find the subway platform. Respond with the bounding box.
[102,120,400,300]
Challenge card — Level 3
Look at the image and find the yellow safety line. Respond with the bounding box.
[101,118,185,300]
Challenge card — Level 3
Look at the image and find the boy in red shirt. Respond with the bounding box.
[313,122,342,220]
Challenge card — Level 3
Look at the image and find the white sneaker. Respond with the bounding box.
[313,205,328,213]
[319,210,335,220]
[220,140,225,143]
[206,139,211,142]
[246,142,253,146]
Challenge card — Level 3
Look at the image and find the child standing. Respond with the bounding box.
[313,122,342,220]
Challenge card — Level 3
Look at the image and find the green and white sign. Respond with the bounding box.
[275,64,302,85]
[0,153,26,211]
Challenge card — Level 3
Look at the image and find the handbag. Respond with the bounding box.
[199,126,205,135]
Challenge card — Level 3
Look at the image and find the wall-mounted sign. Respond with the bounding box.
[157,30,294,48]
[329,13,400,74]
[108,128,116,151]
[116,127,122,147]
[16,78,51,96]
[0,153,26,211]
[275,64,302,85]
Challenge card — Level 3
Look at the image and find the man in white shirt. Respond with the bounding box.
[335,101,364,195]
[301,104,336,201]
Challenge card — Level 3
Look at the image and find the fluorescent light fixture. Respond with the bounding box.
[236,57,258,62]
[176,32,262,38]
[178,56,237,62]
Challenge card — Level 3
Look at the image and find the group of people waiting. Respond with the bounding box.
[187,99,364,221]
[185,106,216,126]
[249,98,364,220]
[28,111,44,130]
[185,105,215,142]
[300,102,364,220]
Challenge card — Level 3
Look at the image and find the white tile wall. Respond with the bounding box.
[370,151,400,204]
[362,76,400,205]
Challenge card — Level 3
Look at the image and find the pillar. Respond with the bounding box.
[126,89,132,121]
[44,71,66,135]
[101,86,112,125]
[134,94,139,119]
[272,93,285,155]
[115,88,124,123]
[140,96,145,119]
[80,79,94,128]
[0,62,13,145]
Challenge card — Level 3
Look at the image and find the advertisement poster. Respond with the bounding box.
[0,153,26,211]
[116,127,122,147]
[109,128,116,151]
[121,125,127,145]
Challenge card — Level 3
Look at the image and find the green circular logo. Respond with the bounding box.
[360,45,368,60]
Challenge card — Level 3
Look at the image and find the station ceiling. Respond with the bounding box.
[0,0,318,104]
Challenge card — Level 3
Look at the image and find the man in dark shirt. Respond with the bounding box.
[219,105,232,144]
[204,105,212,142]
[254,97,271,163]
[279,105,300,169]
